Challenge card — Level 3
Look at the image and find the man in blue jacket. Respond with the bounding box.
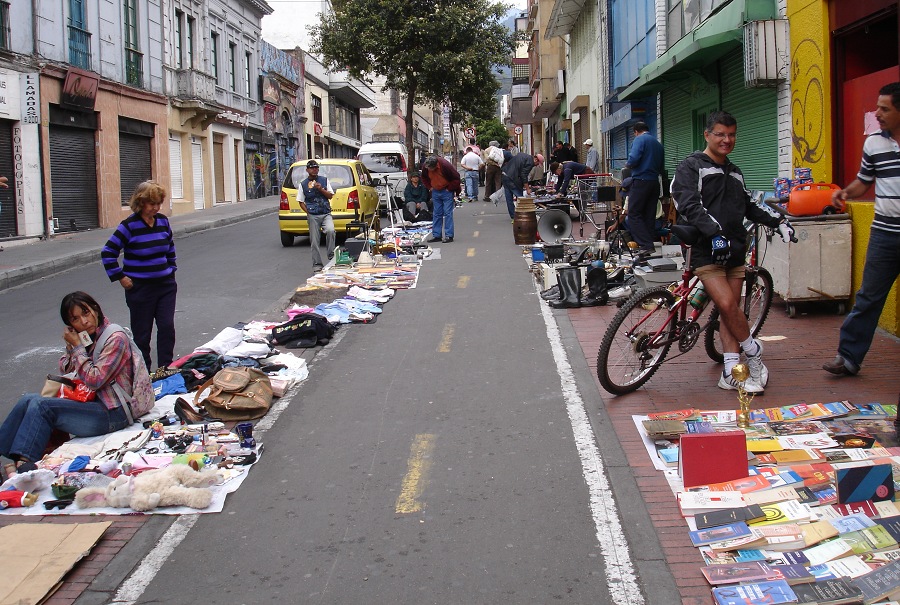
[625,121,665,257]
[298,160,335,270]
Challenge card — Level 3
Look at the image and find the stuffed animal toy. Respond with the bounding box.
[75,465,220,512]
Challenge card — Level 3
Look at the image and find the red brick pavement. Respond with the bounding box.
[569,297,900,605]
[0,515,150,604]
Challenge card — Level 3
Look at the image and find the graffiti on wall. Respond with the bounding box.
[788,0,832,181]
[260,41,301,83]
[244,147,278,199]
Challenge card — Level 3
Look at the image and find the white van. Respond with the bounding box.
[357,142,410,211]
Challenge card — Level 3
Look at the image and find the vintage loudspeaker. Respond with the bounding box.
[537,209,572,242]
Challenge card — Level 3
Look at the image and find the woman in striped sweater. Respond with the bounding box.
[101,181,178,371]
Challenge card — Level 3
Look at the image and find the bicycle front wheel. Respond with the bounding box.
[597,286,677,395]
[705,267,774,363]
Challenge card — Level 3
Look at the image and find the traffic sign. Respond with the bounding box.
[514,125,523,135]
[464,127,476,138]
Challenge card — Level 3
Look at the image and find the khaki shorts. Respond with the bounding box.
[694,264,746,280]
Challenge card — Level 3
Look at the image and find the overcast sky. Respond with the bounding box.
[262,0,529,50]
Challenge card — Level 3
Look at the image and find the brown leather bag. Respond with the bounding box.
[194,367,273,421]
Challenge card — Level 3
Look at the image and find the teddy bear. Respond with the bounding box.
[75,464,221,512]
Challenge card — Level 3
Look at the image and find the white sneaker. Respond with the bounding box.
[718,371,765,394]
[745,339,769,387]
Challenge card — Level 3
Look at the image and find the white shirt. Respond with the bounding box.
[461,151,484,171]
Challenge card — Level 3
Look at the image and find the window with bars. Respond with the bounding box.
[124,0,142,87]
[67,0,91,68]
[210,32,219,81]
[175,10,183,68]
[186,16,194,68]
[245,52,251,98]
[229,42,236,91]
[311,95,322,124]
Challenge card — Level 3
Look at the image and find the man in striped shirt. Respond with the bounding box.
[101,181,178,370]
[825,82,900,376]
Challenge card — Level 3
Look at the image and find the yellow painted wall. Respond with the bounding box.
[846,202,900,336]
[787,0,832,182]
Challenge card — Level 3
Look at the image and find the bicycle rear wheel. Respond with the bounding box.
[597,286,677,395]
[705,266,774,363]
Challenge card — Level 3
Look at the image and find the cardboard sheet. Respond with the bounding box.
[0,521,110,605]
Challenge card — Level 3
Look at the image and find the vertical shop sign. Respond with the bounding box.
[13,125,23,214]
[21,73,40,125]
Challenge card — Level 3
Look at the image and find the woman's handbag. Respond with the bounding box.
[41,374,73,398]
[193,367,273,421]
[41,373,95,401]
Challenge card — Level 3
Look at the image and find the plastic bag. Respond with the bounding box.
[489,187,506,206]
[60,379,96,402]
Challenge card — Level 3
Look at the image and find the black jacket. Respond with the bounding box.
[501,151,534,190]
[671,152,782,268]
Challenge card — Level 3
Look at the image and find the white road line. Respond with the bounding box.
[108,329,349,604]
[537,292,645,605]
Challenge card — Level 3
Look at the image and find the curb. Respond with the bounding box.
[0,207,277,292]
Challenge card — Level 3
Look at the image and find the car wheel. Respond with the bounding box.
[280,232,294,247]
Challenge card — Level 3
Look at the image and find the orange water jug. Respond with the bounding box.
[787,182,841,217]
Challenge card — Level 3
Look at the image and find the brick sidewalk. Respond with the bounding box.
[569,297,900,605]
[0,515,150,605]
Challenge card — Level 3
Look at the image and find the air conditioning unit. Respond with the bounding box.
[743,20,789,88]
[556,69,565,99]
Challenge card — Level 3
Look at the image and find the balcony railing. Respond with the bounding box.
[68,25,92,70]
[173,68,216,102]
[125,48,143,88]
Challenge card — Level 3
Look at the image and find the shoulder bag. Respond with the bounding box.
[194,367,273,421]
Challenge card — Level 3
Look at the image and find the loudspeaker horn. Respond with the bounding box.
[537,209,572,242]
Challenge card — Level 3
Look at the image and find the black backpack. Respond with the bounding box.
[269,313,337,348]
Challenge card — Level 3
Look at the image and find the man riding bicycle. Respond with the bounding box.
[671,111,794,394]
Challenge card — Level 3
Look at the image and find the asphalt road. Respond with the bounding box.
[2,205,677,604]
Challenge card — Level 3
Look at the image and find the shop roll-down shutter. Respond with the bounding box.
[119,117,154,205]
[169,137,184,200]
[49,108,99,232]
[0,122,17,237]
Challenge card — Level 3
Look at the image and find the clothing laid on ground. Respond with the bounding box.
[834,130,900,371]
[671,151,782,269]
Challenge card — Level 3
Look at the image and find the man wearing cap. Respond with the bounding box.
[298,160,335,270]
[420,155,461,243]
[482,141,504,202]
[584,139,599,173]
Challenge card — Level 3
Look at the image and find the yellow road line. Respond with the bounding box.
[467,248,475,257]
[477,219,483,225]
[457,275,470,288]
[473,230,479,238]
[437,323,455,352]
[395,433,436,514]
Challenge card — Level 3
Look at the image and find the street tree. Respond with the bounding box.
[310,0,518,168]
[475,118,510,150]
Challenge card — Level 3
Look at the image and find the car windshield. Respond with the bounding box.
[359,153,405,174]
[285,164,355,190]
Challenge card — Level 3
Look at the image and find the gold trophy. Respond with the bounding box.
[732,363,754,428]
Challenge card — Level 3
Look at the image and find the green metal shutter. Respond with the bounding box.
[719,53,778,191]
[661,86,694,182]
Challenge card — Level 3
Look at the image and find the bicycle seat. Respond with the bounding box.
[670,224,702,245]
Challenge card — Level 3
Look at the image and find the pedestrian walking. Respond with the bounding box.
[624,121,665,257]
[671,111,794,394]
[460,146,484,201]
[101,180,177,371]
[482,140,504,201]
[823,82,900,377]
[421,155,461,243]
[584,139,600,173]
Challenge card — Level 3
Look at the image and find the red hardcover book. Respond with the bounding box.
[680,430,749,489]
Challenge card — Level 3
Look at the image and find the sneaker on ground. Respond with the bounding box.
[746,339,768,387]
[717,372,765,394]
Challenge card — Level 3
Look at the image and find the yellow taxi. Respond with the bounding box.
[279,159,380,246]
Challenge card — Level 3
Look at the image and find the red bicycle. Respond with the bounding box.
[596,222,778,395]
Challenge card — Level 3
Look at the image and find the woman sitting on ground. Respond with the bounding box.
[0,292,153,473]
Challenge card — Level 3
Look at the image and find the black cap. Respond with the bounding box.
[306,160,319,168]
